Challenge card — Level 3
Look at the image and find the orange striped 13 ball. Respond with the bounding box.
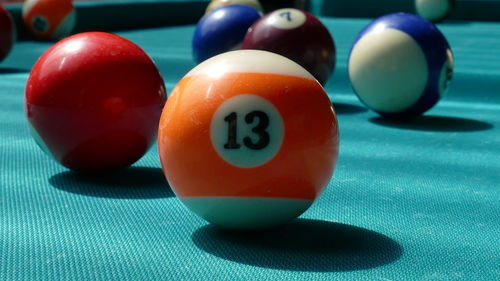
[158,50,339,230]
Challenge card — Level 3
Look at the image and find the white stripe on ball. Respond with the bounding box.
[349,28,428,113]
[186,50,316,80]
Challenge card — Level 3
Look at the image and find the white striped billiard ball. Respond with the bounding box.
[205,0,264,14]
[415,0,455,22]
[348,13,453,118]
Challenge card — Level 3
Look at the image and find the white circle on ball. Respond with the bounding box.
[210,94,284,168]
[415,0,451,21]
[267,8,306,30]
[349,28,429,113]
[31,15,50,33]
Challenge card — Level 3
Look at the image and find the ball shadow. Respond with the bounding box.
[0,67,30,74]
[192,218,403,272]
[332,102,367,115]
[370,115,493,132]
[49,166,174,199]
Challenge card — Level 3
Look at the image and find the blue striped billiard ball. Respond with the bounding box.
[192,4,261,63]
[348,13,453,118]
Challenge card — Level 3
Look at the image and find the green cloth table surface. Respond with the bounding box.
[1,1,499,280]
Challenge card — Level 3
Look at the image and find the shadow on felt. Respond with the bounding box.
[370,115,493,132]
[192,218,403,272]
[332,102,367,114]
[0,67,30,74]
[49,166,174,199]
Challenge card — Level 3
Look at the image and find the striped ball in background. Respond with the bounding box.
[205,0,264,14]
[348,13,453,118]
[415,0,455,22]
[22,0,76,40]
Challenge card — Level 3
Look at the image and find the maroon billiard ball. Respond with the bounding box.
[0,5,15,62]
[25,32,166,172]
[242,8,335,85]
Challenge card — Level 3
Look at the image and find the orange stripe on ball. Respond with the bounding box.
[158,72,338,200]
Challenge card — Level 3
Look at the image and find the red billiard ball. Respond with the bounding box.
[158,50,339,229]
[22,0,76,40]
[242,8,335,85]
[25,32,167,172]
[0,5,15,62]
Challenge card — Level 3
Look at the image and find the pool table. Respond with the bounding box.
[1,1,499,280]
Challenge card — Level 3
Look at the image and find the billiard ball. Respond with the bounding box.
[158,50,338,230]
[242,8,335,85]
[0,6,15,62]
[415,0,455,22]
[193,4,261,63]
[22,0,76,40]
[25,32,166,172]
[348,13,453,118]
[205,0,263,14]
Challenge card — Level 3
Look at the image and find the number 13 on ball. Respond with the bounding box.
[158,50,339,230]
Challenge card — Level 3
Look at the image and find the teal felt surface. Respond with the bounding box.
[1,17,499,280]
